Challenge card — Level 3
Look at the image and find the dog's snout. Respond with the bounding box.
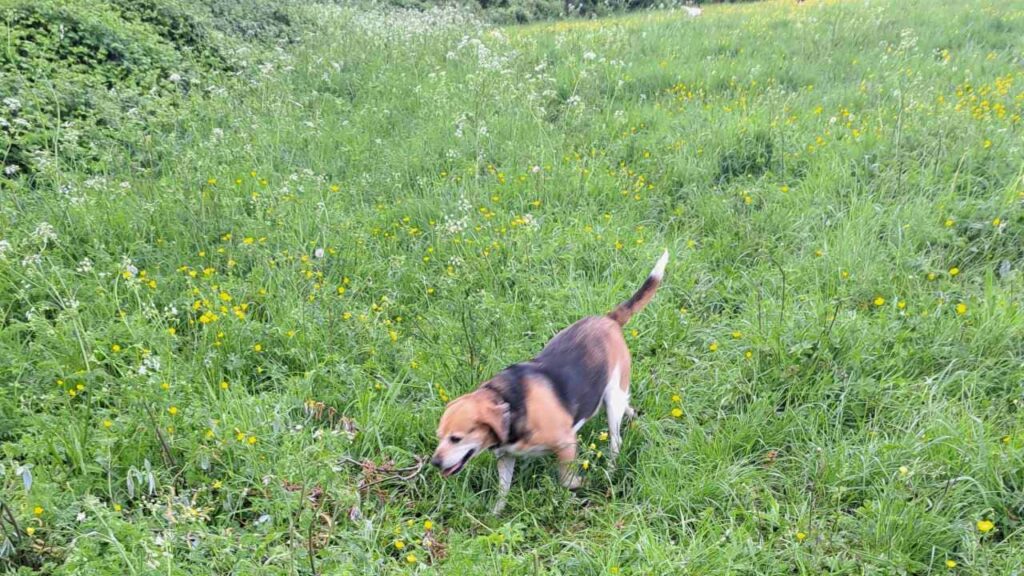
[430,454,442,468]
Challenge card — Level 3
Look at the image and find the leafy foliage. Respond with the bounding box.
[0,0,301,182]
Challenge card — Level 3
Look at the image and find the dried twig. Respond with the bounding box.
[460,301,480,385]
[819,299,842,346]
[338,456,426,489]
[143,403,177,470]
[0,499,23,542]
[766,253,787,327]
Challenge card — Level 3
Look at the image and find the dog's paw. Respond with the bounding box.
[561,474,583,490]
[491,500,507,515]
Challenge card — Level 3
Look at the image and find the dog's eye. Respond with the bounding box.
[449,436,462,444]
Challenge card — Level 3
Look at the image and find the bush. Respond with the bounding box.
[0,0,303,183]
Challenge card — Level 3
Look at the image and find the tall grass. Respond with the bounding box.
[1,0,1022,573]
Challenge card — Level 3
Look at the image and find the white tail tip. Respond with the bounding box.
[650,250,669,280]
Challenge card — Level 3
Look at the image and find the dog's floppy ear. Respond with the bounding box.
[478,398,509,445]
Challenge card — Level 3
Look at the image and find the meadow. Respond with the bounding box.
[1,0,1023,573]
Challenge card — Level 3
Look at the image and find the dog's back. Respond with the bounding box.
[531,316,620,425]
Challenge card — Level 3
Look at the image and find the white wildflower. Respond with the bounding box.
[443,215,467,235]
[122,257,138,278]
[32,222,57,243]
[138,354,161,375]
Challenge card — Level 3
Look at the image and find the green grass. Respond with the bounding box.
[2,0,1024,573]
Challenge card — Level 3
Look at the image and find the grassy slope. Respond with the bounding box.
[1,0,1023,573]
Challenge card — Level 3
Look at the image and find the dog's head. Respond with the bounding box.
[431,391,507,477]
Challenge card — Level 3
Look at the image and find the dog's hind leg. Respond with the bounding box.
[604,364,631,461]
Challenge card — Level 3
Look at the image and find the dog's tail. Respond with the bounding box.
[608,250,669,326]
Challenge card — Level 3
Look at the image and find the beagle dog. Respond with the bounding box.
[430,250,669,513]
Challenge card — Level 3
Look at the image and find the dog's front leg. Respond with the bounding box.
[556,445,582,490]
[492,455,516,515]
